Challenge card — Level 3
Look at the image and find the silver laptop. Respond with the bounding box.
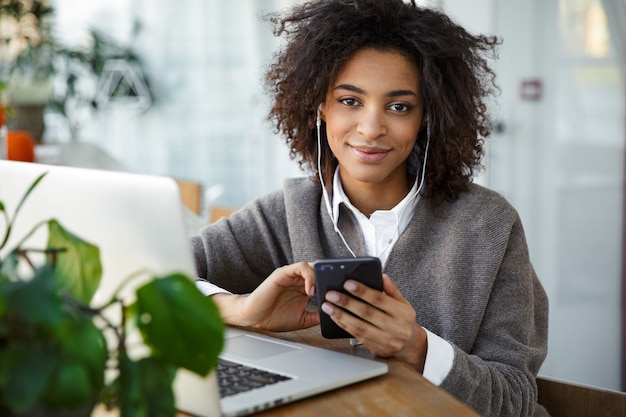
[0,160,388,417]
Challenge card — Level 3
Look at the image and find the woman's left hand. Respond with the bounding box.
[321,274,428,371]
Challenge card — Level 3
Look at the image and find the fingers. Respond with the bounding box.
[240,261,320,332]
[325,274,395,312]
[321,274,418,355]
[321,285,385,333]
[276,261,317,297]
[263,261,316,296]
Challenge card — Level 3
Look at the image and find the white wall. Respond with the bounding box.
[441,0,494,35]
[443,0,624,391]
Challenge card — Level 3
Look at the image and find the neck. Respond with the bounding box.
[342,174,414,218]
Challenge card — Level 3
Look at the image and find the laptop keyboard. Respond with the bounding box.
[217,358,293,398]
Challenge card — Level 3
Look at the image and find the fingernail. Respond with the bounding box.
[321,303,334,314]
[344,280,357,292]
[309,285,316,296]
[326,292,340,302]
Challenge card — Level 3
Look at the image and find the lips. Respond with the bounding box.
[350,145,389,163]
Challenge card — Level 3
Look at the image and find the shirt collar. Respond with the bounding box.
[331,166,420,222]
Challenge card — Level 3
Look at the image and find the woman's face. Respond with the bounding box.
[322,48,424,192]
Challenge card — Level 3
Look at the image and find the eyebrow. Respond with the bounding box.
[333,83,417,98]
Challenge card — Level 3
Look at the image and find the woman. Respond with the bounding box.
[192,1,549,416]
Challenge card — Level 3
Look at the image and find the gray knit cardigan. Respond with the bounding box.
[191,177,550,417]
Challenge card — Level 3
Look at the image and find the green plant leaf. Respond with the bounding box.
[114,355,143,417]
[41,359,94,408]
[0,252,18,317]
[0,275,106,411]
[0,172,47,251]
[47,219,102,304]
[0,251,19,284]
[0,343,59,413]
[54,314,107,395]
[134,357,176,417]
[134,274,224,376]
[1,265,64,327]
[115,355,177,417]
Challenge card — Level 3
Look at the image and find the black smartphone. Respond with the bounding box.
[314,257,383,339]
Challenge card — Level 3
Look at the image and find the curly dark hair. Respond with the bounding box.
[264,0,500,207]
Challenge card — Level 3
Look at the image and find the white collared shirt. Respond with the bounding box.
[331,167,454,386]
[331,166,419,267]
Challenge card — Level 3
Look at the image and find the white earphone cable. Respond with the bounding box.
[317,107,357,257]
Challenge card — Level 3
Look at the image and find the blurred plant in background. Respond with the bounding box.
[0,0,152,142]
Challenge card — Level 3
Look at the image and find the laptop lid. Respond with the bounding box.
[0,160,197,305]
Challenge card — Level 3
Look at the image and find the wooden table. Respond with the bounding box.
[95,326,480,417]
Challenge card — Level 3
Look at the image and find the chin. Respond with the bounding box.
[348,171,390,185]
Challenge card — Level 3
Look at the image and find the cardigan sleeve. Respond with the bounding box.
[438,215,550,417]
[190,188,294,294]
[384,184,550,417]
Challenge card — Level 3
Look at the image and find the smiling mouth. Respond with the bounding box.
[350,145,389,163]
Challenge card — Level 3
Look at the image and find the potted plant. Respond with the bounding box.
[0,0,55,142]
[49,27,153,140]
[0,172,225,416]
[0,0,153,142]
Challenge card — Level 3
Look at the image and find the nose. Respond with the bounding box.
[356,108,387,139]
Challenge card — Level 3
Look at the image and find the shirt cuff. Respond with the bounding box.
[195,280,232,296]
[422,328,454,386]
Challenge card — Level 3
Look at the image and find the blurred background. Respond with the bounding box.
[1,0,624,393]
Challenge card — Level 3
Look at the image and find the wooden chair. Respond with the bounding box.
[174,179,203,215]
[209,206,237,223]
[536,376,626,417]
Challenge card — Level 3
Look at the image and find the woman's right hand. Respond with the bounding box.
[212,262,320,332]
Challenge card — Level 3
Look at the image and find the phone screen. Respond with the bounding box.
[314,257,382,339]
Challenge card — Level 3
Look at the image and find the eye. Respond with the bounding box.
[339,97,361,107]
[388,103,413,113]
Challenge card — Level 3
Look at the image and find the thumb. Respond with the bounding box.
[301,310,321,329]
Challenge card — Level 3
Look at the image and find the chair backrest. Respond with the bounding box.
[209,206,237,223]
[536,376,626,417]
[174,178,203,215]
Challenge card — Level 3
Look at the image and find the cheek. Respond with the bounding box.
[397,125,421,152]
[325,117,352,148]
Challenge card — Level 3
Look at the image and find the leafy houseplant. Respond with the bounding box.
[0,172,225,416]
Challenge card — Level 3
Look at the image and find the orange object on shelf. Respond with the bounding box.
[6,130,36,162]
[0,103,5,127]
